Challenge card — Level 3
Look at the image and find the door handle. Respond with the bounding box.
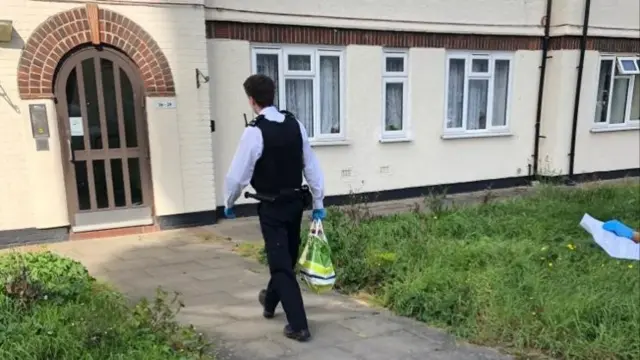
[67,138,76,163]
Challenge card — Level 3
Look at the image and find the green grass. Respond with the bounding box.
[0,251,213,360]
[321,183,640,359]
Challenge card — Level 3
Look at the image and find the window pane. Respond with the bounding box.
[467,79,489,130]
[595,60,613,123]
[385,57,404,72]
[630,76,640,120]
[610,77,629,124]
[472,58,489,73]
[620,59,638,72]
[101,59,121,149]
[285,79,314,137]
[120,69,139,148]
[74,161,90,211]
[447,58,465,128]
[319,56,341,134]
[256,53,279,106]
[110,158,126,207]
[492,59,510,126]
[128,158,143,205]
[92,160,108,209]
[385,82,404,131]
[288,55,311,71]
[66,68,84,151]
[82,58,102,149]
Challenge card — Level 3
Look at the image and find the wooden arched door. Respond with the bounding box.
[55,47,153,232]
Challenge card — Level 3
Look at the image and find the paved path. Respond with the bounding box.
[26,227,512,360]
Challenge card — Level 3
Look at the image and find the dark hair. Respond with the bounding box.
[243,74,276,108]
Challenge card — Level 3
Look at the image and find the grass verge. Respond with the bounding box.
[0,251,213,360]
[324,183,639,359]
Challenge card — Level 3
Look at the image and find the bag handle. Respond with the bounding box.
[310,219,324,235]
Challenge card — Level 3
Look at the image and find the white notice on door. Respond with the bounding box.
[69,117,84,136]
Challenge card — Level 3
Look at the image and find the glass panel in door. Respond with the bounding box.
[120,68,139,148]
[81,58,103,150]
[101,58,121,149]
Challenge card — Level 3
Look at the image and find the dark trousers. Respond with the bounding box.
[258,197,309,331]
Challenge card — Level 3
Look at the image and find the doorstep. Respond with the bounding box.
[69,224,159,241]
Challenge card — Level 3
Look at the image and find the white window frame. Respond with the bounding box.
[381,50,410,140]
[251,45,346,142]
[593,55,640,129]
[616,56,640,75]
[443,52,514,136]
[284,49,315,76]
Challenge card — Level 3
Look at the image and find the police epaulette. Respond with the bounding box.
[247,115,265,127]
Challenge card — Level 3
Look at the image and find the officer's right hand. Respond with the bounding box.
[312,208,326,221]
[224,207,236,219]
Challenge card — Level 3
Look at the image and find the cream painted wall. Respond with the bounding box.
[537,51,577,175]
[550,0,640,38]
[539,50,640,175]
[207,39,253,206]
[208,39,540,205]
[207,0,639,38]
[207,0,546,36]
[0,0,214,231]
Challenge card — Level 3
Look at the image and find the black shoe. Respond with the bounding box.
[284,324,311,342]
[258,289,275,319]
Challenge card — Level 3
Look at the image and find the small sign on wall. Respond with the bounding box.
[154,99,176,109]
[28,104,50,139]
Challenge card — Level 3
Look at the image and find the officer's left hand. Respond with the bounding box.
[224,207,236,219]
[312,208,326,221]
[603,219,634,239]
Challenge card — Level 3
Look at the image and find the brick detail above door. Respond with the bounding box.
[17,5,175,100]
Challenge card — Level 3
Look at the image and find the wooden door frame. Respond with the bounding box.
[54,46,155,228]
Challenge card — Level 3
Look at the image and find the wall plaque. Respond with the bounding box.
[28,104,50,139]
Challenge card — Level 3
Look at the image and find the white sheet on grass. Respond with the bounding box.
[580,213,640,261]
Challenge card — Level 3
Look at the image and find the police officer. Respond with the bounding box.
[223,74,326,342]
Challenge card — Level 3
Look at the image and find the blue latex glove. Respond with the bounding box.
[312,208,326,221]
[602,220,634,239]
[224,207,236,219]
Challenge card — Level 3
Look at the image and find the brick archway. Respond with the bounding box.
[17,5,175,100]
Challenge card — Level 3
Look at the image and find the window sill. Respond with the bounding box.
[590,125,640,133]
[310,139,351,147]
[379,137,412,143]
[441,132,513,140]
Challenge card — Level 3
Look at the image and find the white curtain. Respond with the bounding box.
[288,55,311,71]
[610,78,629,124]
[386,57,404,72]
[385,82,404,131]
[447,59,465,128]
[286,79,314,137]
[594,60,613,123]
[256,54,279,106]
[319,56,341,134]
[467,79,488,130]
[492,60,510,127]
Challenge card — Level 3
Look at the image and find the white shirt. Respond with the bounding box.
[224,106,325,210]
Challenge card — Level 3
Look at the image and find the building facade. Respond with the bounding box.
[0,0,638,244]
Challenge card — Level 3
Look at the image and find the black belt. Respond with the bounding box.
[244,185,310,204]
